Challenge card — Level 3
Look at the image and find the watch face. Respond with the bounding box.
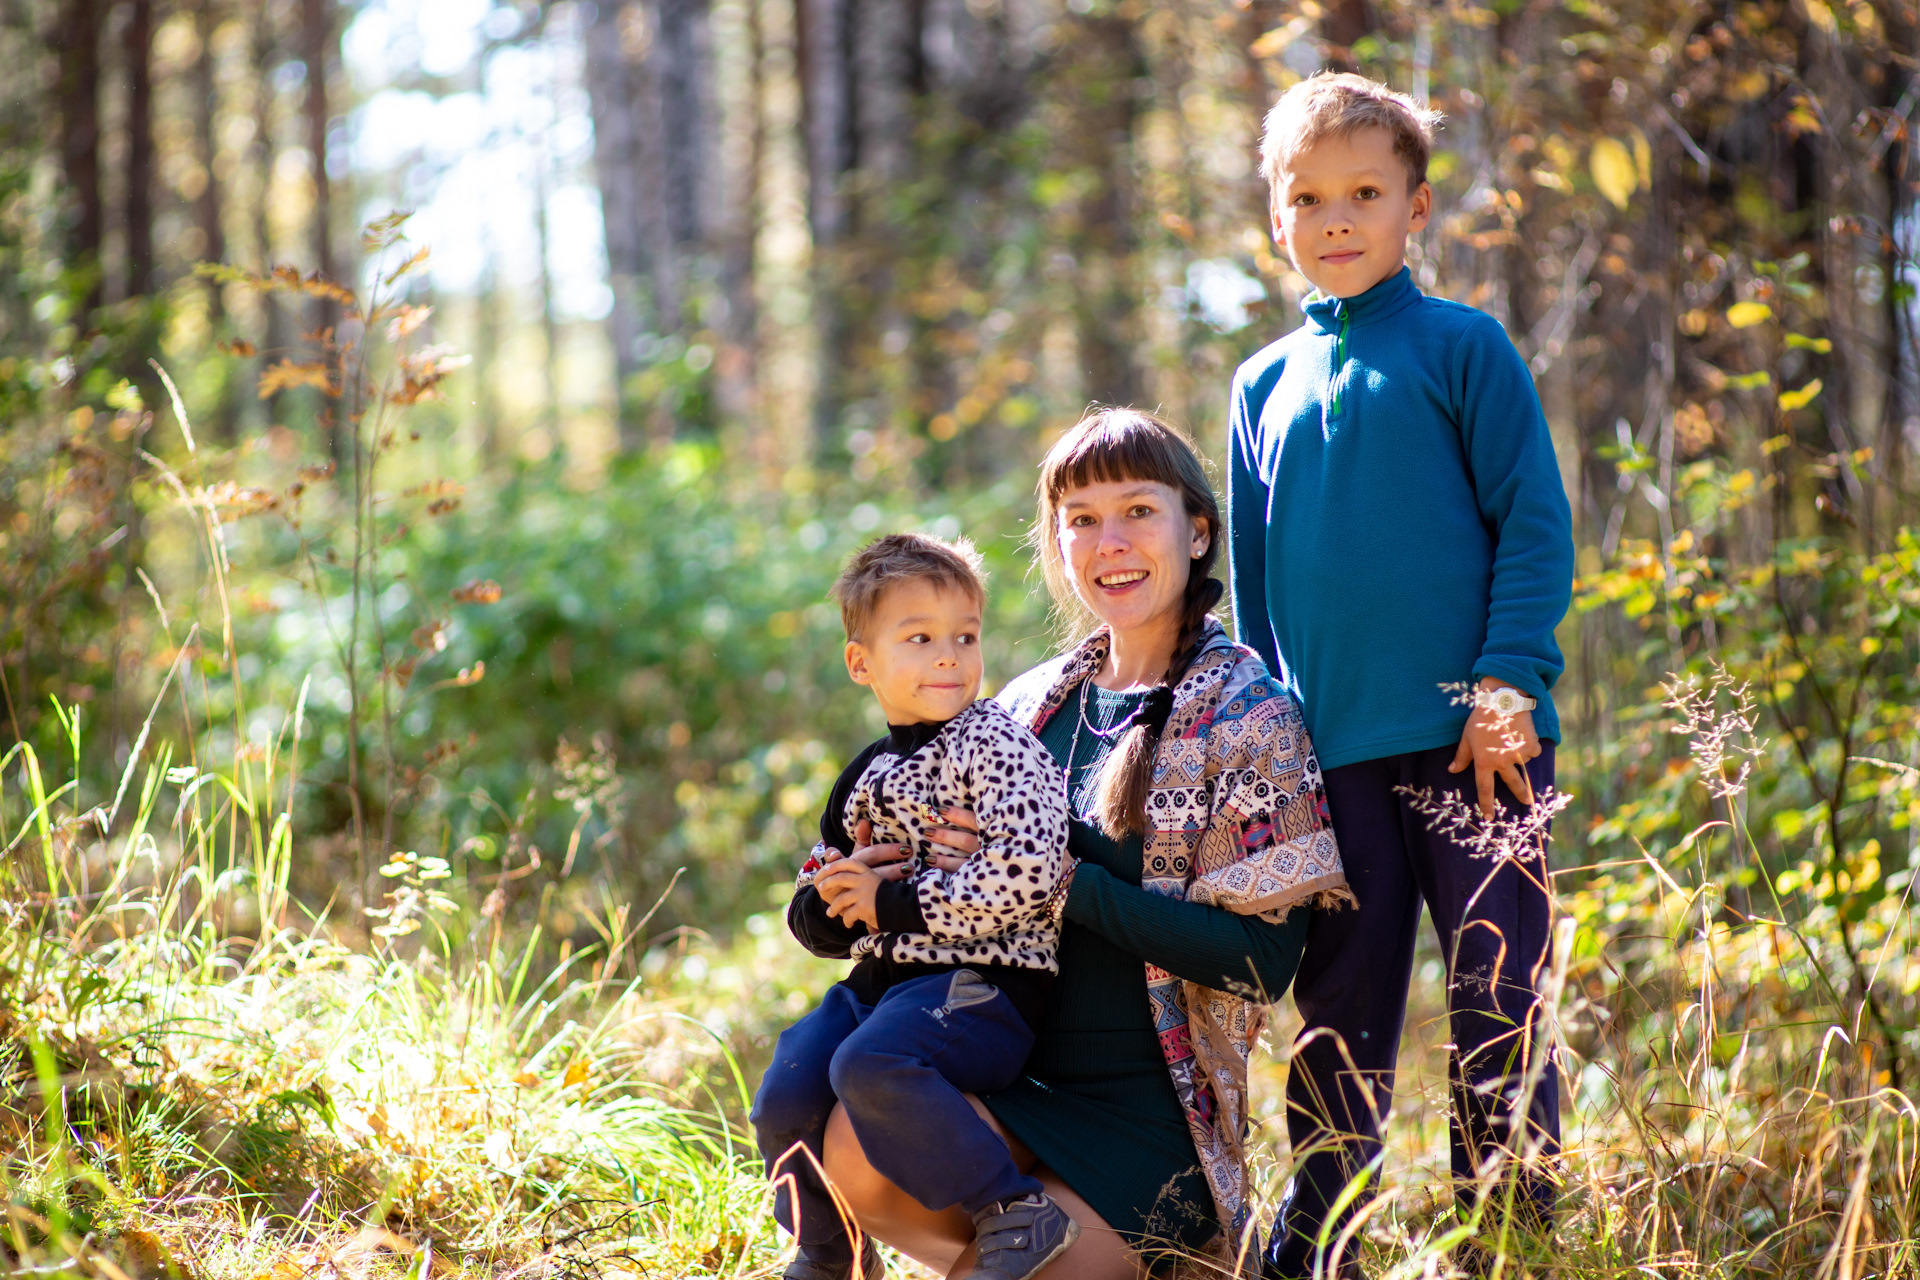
[1490,689,1521,715]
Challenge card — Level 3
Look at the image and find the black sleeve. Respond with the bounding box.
[784,738,891,957]
[787,886,865,957]
[1064,862,1310,998]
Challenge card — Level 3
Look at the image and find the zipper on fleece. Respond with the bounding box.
[1328,303,1351,418]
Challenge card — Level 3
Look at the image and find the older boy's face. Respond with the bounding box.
[845,580,984,725]
[1271,126,1431,299]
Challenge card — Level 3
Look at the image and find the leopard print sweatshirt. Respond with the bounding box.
[789,699,1069,977]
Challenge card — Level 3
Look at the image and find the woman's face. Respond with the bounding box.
[1056,478,1210,639]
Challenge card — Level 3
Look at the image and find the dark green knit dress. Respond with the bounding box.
[983,681,1310,1262]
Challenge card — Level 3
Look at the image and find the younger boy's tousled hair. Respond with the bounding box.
[1260,71,1443,194]
[831,532,987,642]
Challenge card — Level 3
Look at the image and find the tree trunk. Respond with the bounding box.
[715,0,765,425]
[1062,13,1142,408]
[252,0,284,426]
[192,0,236,439]
[655,0,716,335]
[123,0,156,301]
[796,0,856,456]
[584,0,649,447]
[54,0,104,314]
[300,0,342,461]
[583,0,721,444]
[192,0,227,319]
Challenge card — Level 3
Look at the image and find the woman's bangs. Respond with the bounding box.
[1044,415,1187,502]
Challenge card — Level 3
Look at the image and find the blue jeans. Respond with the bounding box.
[751,969,1042,1261]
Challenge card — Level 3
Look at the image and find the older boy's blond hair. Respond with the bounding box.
[830,532,986,641]
[1261,72,1443,194]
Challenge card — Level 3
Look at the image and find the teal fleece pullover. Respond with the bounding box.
[1226,265,1574,771]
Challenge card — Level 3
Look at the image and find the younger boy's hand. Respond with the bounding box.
[1448,678,1541,818]
[844,818,910,880]
[815,859,883,930]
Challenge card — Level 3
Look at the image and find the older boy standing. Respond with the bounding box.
[1225,75,1574,1276]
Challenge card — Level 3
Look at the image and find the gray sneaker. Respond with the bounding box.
[782,1237,884,1280]
[964,1193,1081,1280]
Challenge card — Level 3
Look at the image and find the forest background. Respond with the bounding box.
[8,0,1920,1276]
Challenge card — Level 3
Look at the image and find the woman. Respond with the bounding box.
[818,409,1351,1279]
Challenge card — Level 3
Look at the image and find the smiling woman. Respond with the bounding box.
[818,409,1350,1280]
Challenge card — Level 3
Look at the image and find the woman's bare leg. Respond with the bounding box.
[820,1100,1143,1280]
[821,1099,997,1271]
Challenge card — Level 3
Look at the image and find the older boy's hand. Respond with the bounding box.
[1448,678,1541,818]
[816,859,883,930]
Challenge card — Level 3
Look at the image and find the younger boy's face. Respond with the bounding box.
[1270,125,1431,299]
[845,580,984,725]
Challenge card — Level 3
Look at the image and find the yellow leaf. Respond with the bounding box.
[1804,0,1837,31]
[1629,127,1652,188]
[1589,137,1637,209]
[386,303,433,342]
[1778,378,1824,411]
[258,359,333,398]
[1726,301,1772,328]
[383,245,431,288]
[512,1070,540,1087]
[563,1060,590,1088]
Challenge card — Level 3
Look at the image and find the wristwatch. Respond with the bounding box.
[1476,685,1538,716]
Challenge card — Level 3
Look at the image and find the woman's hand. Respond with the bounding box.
[923,808,979,874]
[816,859,883,930]
[822,819,911,883]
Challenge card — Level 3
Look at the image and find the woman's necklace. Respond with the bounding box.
[1063,677,1128,816]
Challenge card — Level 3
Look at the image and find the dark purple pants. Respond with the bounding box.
[1267,742,1560,1277]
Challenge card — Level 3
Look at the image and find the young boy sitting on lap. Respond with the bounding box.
[1224,74,1575,1277]
[751,533,1078,1280]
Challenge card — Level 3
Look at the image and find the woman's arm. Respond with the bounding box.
[1064,863,1309,997]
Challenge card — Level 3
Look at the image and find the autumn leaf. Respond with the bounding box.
[384,247,431,289]
[411,621,447,652]
[219,338,258,357]
[362,209,413,252]
[451,578,503,604]
[563,1060,591,1092]
[1779,378,1824,411]
[258,360,333,398]
[387,302,433,341]
[1589,137,1637,210]
[1726,301,1772,328]
[512,1070,540,1088]
[200,482,280,517]
[301,275,358,307]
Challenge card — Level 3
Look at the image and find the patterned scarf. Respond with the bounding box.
[999,617,1352,1240]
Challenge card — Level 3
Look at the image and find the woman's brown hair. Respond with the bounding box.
[1032,407,1224,839]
